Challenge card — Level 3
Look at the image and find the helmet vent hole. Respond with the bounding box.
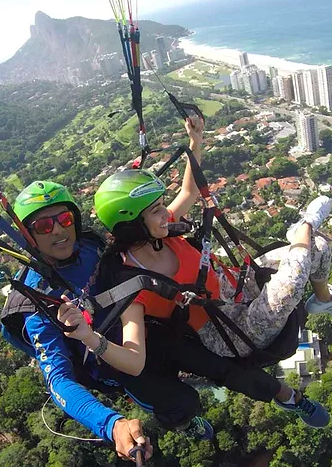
[119,210,128,214]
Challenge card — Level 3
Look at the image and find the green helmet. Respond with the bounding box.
[14,181,82,235]
[95,170,166,232]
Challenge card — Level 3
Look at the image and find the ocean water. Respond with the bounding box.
[148,0,332,65]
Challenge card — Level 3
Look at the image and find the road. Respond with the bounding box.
[210,92,332,130]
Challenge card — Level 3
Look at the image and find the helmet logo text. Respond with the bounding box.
[129,180,165,198]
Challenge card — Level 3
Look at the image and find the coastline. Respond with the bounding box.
[179,37,318,75]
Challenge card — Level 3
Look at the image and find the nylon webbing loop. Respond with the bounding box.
[203,301,258,356]
[9,280,77,333]
[195,207,214,292]
[92,275,184,309]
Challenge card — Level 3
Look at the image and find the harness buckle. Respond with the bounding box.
[176,291,199,309]
[199,237,211,270]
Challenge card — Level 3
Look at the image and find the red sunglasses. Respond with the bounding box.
[29,211,75,235]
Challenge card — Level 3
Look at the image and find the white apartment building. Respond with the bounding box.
[272,77,280,97]
[277,329,321,379]
[269,67,278,80]
[151,50,163,70]
[141,52,151,71]
[318,65,332,111]
[303,69,320,107]
[242,69,260,94]
[231,65,267,95]
[230,70,244,91]
[257,69,268,92]
[296,111,319,152]
[167,48,185,63]
[277,75,294,101]
[239,51,249,68]
[292,71,306,104]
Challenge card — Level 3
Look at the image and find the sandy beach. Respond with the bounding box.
[180,37,319,75]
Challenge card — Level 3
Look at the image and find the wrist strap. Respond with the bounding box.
[89,332,108,357]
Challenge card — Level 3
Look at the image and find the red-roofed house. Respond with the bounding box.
[170,168,179,179]
[265,206,280,218]
[278,177,302,198]
[277,177,300,191]
[252,194,266,206]
[216,127,228,135]
[210,177,228,193]
[79,186,94,195]
[236,173,249,183]
[167,182,181,193]
[233,117,253,126]
[255,177,276,190]
[285,198,298,209]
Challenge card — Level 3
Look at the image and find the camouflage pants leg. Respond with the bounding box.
[198,236,331,357]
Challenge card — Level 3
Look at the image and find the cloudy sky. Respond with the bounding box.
[0,0,192,63]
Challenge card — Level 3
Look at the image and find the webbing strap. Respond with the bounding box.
[203,301,257,356]
[211,226,240,267]
[195,207,214,292]
[9,280,76,333]
[92,274,184,309]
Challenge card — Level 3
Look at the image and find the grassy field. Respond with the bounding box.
[6,174,23,190]
[195,98,223,116]
[117,104,155,144]
[168,60,231,88]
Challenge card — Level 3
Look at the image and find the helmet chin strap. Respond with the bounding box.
[140,217,164,251]
[149,238,163,251]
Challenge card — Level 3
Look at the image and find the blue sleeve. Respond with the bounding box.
[24,313,123,441]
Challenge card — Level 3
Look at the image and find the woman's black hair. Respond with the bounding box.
[108,218,149,253]
[105,216,163,256]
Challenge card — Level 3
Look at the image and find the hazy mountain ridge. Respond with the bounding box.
[0,11,189,84]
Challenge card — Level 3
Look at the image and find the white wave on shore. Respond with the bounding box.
[180,37,319,75]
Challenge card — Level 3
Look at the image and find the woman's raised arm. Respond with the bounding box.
[168,117,204,222]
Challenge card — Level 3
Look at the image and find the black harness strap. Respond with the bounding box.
[91,274,186,309]
[211,226,240,267]
[204,301,257,352]
[195,207,215,293]
[8,280,77,333]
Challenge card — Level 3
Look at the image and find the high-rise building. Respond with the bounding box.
[156,36,168,63]
[317,65,332,111]
[141,52,151,71]
[277,75,294,101]
[175,48,185,60]
[230,70,244,91]
[257,70,268,92]
[167,48,186,63]
[98,53,123,77]
[239,51,249,68]
[151,50,163,70]
[292,71,306,104]
[303,69,320,107]
[272,77,280,97]
[242,69,260,95]
[269,67,278,80]
[231,66,266,94]
[296,111,319,152]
